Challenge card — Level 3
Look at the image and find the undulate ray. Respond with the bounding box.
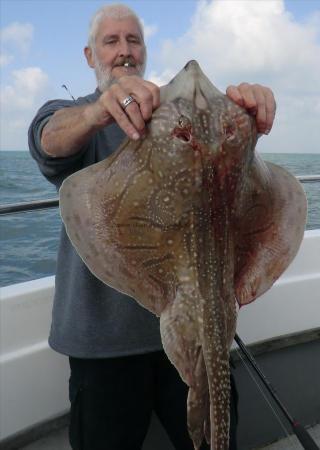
[60,60,307,450]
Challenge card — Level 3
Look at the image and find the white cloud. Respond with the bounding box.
[1,22,34,55]
[149,0,320,153]
[148,68,175,86]
[141,19,158,40]
[2,67,49,110]
[0,67,50,150]
[155,0,320,85]
[0,53,13,67]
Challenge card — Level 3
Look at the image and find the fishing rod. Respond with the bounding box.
[61,84,76,101]
[234,333,319,450]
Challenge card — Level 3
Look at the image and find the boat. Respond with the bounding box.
[0,176,319,450]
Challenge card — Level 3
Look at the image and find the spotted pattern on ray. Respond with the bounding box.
[60,61,307,449]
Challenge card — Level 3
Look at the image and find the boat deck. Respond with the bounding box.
[259,423,320,450]
[19,423,320,450]
[20,427,68,450]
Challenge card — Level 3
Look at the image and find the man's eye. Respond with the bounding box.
[128,38,141,44]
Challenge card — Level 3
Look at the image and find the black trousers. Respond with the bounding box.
[69,351,238,450]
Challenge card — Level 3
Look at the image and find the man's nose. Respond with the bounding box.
[118,38,131,56]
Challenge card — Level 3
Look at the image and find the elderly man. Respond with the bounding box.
[29,3,276,450]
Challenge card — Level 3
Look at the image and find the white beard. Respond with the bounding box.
[94,55,146,92]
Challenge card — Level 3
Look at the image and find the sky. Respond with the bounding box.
[1,0,320,153]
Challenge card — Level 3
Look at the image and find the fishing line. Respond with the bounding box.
[234,346,295,443]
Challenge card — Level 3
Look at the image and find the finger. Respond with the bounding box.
[109,84,147,137]
[264,88,276,134]
[136,92,153,121]
[131,84,156,121]
[251,85,268,133]
[226,85,244,107]
[119,77,160,120]
[105,92,141,140]
[120,94,146,135]
[237,83,258,114]
[143,80,161,109]
[252,85,276,134]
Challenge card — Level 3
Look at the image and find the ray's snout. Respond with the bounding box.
[184,60,200,71]
[161,60,222,109]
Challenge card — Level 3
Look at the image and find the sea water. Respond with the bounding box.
[0,151,319,287]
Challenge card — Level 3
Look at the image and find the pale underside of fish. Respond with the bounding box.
[59,61,307,450]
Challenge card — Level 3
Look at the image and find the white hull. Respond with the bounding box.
[1,229,319,443]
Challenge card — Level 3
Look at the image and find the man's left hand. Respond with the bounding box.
[226,83,276,135]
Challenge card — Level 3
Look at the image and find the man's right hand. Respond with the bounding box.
[86,76,160,140]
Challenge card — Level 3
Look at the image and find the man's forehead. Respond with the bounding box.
[96,16,143,40]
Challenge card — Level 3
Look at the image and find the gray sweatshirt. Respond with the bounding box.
[28,90,162,358]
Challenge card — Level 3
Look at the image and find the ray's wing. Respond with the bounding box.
[60,137,188,316]
[234,156,307,306]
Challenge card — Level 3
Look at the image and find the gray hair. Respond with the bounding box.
[88,3,144,49]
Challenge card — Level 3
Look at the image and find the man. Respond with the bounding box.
[28,4,276,450]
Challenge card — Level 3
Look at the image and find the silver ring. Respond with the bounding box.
[121,95,135,109]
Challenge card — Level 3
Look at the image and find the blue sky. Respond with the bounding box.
[1,1,198,94]
[1,0,320,153]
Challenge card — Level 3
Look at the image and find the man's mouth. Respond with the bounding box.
[115,60,136,68]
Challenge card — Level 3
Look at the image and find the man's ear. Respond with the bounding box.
[84,46,95,68]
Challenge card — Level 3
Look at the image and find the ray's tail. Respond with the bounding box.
[203,340,231,450]
[186,335,232,449]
